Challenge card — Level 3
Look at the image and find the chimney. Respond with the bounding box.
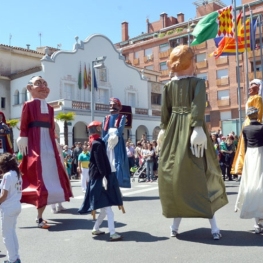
[177,13,185,23]
[160,12,168,28]
[26,44,30,50]
[122,21,129,42]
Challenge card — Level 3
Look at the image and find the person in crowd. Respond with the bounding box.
[143,142,155,182]
[0,153,22,263]
[235,107,263,234]
[231,79,263,176]
[77,144,91,193]
[78,121,123,241]
[72,142,82,179]
[0,112,13,154]
[63,145,72,158]
[220,135,235,181]
[157,45,228,240]
[102,98,131,188]
[211,133,220,160]
[134,141,142,167]
[152,140,159,178]
[126,141,135,175]
[140,134,147,144]
[65,154,72,179]
[16,76,72,229]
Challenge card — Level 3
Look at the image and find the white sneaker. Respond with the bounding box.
[57,205,66,212]
[110,233,122,241]
[51,207,57,214]
[170,230,178,237]
[212,232,222,240]
[92,230,105,235]
[255,226,262,234]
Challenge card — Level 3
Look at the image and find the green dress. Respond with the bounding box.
[158,77,228,218]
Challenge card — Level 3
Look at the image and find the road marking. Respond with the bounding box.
[21,186,159,209]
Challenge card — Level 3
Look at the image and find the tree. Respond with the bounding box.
[6,119,19,151]
[55,112,75,146]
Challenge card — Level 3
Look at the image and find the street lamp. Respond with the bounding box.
[187,19,196,46]
[91,56,107,121]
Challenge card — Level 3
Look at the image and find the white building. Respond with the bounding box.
[7,35,162,149]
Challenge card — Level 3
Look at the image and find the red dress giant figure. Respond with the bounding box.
[17,76,73,229]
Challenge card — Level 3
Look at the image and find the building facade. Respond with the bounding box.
[115,0,263,133]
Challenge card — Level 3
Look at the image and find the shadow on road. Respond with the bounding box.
[92,230,169,242]
[122,196,159,202]
[176,227,263,246]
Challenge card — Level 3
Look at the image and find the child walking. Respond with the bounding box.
[0,153,22,263]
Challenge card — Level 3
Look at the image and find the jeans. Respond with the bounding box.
[146,161,154,181]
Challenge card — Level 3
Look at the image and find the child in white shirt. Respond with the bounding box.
[0,153,22,263]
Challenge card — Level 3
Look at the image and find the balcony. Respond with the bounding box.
[248,49,262,59]
[125,59,132,65]
[248,71,262,81]
[216,77,229,86]
[72,101,90,110]
[215,56,228,66]
[135,108,148,115]
[195,42,207,50]
[133,58,139,65]
[160,69,170,77]
[158,49,172,59]
[217,98,230,107]
[144,54,154,63]
[196,60,208,69]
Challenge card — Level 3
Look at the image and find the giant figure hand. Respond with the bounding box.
[157,129,165,150]
[17,136,28,156]
[190,127,207,158]
[108,128,119,150]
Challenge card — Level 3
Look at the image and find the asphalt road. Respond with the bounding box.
[0,178,262,263]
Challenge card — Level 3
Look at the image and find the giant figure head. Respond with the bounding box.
[109,97,122,115]
[27,76,50,99]
[249,79,261,96]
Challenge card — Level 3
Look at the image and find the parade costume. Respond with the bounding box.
[235,107,263,233]
[102,98,131,188]
[19,99,72,208]
[79,121,123,240]
[158,45,227,239]
[0,112,13,154]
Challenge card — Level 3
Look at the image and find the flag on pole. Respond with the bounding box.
[210,17,257,58]
[87,66,91,91]
[93,69,98,91]
[84,63,88,89]
[78,63,82,89]
[191,5,234,46]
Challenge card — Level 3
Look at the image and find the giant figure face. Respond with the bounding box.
[109,98,122,115]
[27,76,50,99]
[249,82,260,96]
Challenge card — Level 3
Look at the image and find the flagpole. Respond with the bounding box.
[243,5,249,94]
[91,61,95,121]
[258,15,263,80]
[249,5,257,79]
[234,0,242,133]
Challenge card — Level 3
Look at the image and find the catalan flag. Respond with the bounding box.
[83,63,88,89]
[191,5,234,46]
[87,66,91,91]
[210,17,257,58]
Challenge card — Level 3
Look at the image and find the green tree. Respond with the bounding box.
[55,112,75,146]
[6,119,19,150]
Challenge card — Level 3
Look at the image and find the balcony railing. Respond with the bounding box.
[133,58,139,65]
[248,49,262,59]
[248,71,262,81]
[196,60,208,69]
[158,49,172,59]
[72,101,90,110]
[217,98,230,107]
[144,54,154,63]
[216,77,229,86]
[160,69,170,77]
[215,56,228,66]
[152,110,161,116]
[195,42,207,50]
[95,103,109,111]
[135,108,148,115]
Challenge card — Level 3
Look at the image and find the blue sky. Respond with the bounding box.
[0,0,241,51]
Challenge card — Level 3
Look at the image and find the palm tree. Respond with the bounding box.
[55,112,75,146]
[6,119,19,150]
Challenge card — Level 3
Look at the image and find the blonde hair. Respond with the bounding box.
[167,45,194,73]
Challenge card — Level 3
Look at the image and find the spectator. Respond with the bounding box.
[134,141,142,167]
[72,142,82,179]
[126,141,135,174]
[143,142,155,182]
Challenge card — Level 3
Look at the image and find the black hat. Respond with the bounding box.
[247,107,258,116]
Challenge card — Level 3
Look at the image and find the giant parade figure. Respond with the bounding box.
[231,79,263,176]
[0,112,13,154]
[102,98,131,188]
[157,45,228,240]
[17,76,73,229]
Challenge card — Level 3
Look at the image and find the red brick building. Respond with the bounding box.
[115,0,263,132]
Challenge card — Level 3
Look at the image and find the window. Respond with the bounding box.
[196,53,206,62]
[134,51,139,59]
[217,90,229,100]
[64,83,74,100]
[220,111,231,120]
[14,90,19,105]
[145,65,154,70]
[128,92,136,107]
[151,93,162,105]
[144,48,152,56]
[196,73,208,80]
[99,68,107,82]
[1,97,5,109]
[21,88,27,104]
[216,69,228,79]
[159,43,169,52]
[205,115,210,122]
[97,88,109,104]
[160,62,168,71]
